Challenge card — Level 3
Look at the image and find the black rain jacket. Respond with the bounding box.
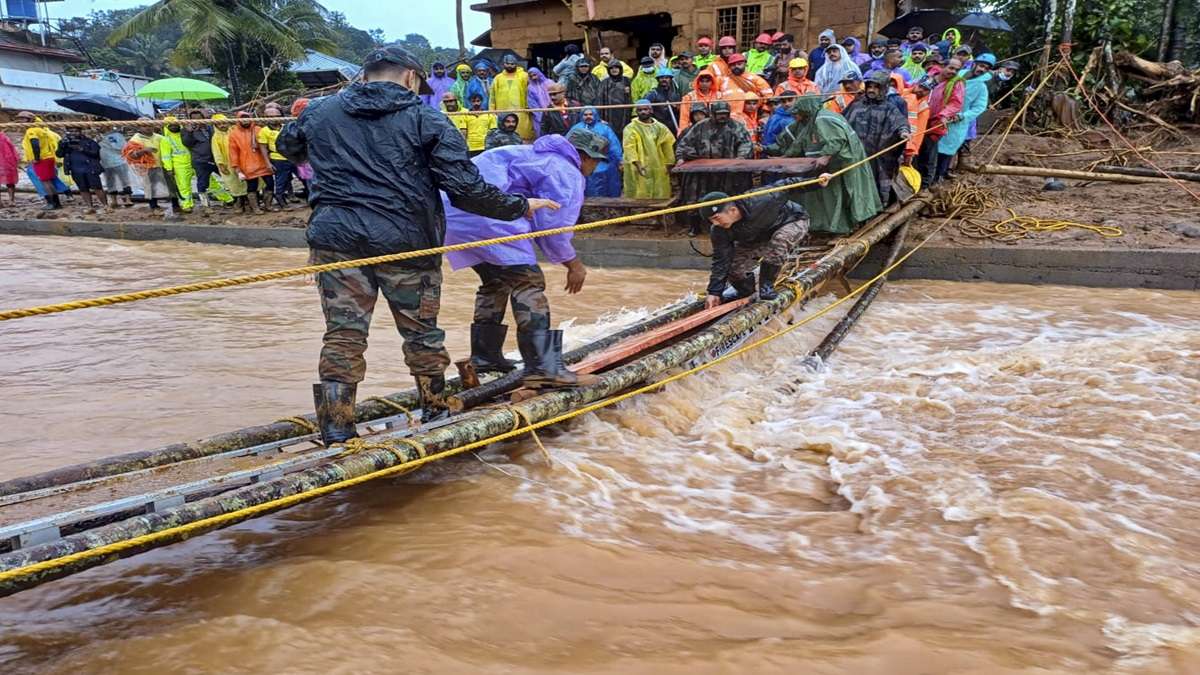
[708,177,809,295]
[277,81,528,268]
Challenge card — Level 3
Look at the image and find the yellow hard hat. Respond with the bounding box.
[788,58,809,69]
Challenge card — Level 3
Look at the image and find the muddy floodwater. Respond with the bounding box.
[0,235,1197,674]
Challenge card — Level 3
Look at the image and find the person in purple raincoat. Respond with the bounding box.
[443,127,610,389]
[421,62,457,108]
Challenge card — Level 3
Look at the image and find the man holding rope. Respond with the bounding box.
[278,44,557,446]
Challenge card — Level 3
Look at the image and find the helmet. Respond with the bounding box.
[754,33,773,45]
[788,57,809,69]
[975,53,997,67]
[718,36,737,48]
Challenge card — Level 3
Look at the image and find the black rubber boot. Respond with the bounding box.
[519,329,597,389]
[312,382,358,447]
[721,275,757,303]
[758,262,782,301]
[415,374,450,423]
[469,323,517,374]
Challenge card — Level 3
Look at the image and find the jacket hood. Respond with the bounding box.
[340,81,421,118]
[843,37,862,56]
[532,134,581,170]
[692,67,722,96]
[819,29,836,41]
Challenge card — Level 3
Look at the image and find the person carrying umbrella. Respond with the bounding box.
[98,127,135,208]
[158,115,197,214]
[227,110,274,212]
[210,113,250,212]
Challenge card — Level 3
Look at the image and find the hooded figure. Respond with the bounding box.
[762,99,794,146]
[814,43,862,94]
[489,54,533,140]
[570,106,623,197]
[766,96,881,234]
[485,112,524,150]
[842,71,910,204]
[442,131,603,390]
[210,113,248,201]
[565,57,602,106]
[622,99,674,198]
[679,67,727,134]
[526,67,553,136]
[159,116,196,212]
[939,55,992,157]
[901,43,930,81]
[423,62,457,108]
[808,29,836,73]
[0,131,18,204]
[466,60,492,109]
[450,63,474,107]
[645,67,683,136]
[597,61,633,135]
[843,37,871,68]
[227,110,274,212]
[20,115,69,208]
[774,57,820,99]
[630,57,658,102]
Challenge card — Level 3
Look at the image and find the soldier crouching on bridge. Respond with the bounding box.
[277,44,557,446]
[698,176,828,308]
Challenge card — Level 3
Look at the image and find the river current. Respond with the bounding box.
[0,235,1197,673]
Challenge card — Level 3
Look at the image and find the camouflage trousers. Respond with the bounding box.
[312,247,450,383]
[729,218,811,280]
[471,263,551,332]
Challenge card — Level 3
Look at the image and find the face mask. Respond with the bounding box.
[998,71,1013,81]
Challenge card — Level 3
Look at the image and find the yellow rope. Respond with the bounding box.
[365,396,418,428]
[507,406,553,467]
[0,142,876,322]
[275,416,318,434]
[0,211,953,589]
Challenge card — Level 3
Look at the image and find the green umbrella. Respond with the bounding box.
[135,77,230,101]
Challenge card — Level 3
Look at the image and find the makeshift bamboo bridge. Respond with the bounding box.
[0,193,933,598]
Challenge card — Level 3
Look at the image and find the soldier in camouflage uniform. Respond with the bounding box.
[674,100,754,235]
[278,45,555,446]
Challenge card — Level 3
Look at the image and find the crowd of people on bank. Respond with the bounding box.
[1,100,313,218]
[424,26,1018,216]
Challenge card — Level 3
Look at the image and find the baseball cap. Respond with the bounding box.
[566,127,609,160]
[362,44,433,95]
[698,191,731,219]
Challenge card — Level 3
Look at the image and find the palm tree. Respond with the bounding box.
[114,34,175,77]
[108,0,336,102]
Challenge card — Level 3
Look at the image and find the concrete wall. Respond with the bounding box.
[1,219,1196,291]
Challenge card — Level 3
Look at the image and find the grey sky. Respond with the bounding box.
[45,0,491,48]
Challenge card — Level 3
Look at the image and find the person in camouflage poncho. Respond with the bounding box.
[674,101,754,235]
[841,71,910,204]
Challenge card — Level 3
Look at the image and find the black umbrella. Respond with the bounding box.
[53,93,144,121]
[957,12,1013,33]
[877,9,959,41]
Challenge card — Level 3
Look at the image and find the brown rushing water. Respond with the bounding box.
[1,235,1198,674]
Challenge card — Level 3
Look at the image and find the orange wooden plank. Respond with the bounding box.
[570,298,752,374]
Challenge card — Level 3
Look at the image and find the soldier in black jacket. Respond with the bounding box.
[698,176,823,307]
[277,44,559,445]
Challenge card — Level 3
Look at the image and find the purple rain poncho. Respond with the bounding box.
[444,134,584,269]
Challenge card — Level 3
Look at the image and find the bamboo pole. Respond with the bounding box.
[0,300,700,499]
[0,197,929,596]
[975,163,1169,183]
[1094,164,1200,181]
[800,224,909,370]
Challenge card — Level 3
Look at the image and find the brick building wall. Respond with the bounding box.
[478,0,895,65]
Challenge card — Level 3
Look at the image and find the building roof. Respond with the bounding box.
[289,49,359,88]
[470,0,544,12]
[0,68,155,115]
[0,39,85,63]
[471,29,492,48]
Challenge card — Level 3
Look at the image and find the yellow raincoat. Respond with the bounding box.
[488,67,533,141]
[622,117,674,198]
[159,116,195,210]
[210,114,247,197]
[21,119,59,163]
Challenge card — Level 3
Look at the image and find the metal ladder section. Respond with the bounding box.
[0,410,449,552]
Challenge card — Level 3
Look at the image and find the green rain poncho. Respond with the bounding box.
[622,115,674,198]
[767,96,881,234]
[630,67,657,102]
